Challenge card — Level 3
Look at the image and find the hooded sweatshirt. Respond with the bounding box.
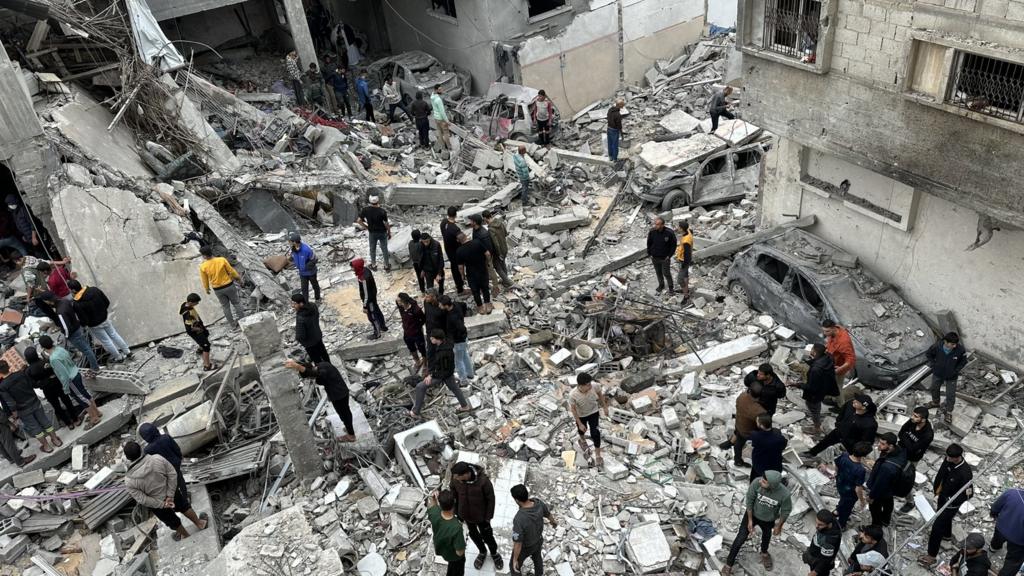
[836,397,878,451]
[744,470,792,523]
[139,423,184,471]
[295,303,323,348]
[806,521,843,573]
[450,463,496,523]
[866,445,908,501]
[125,454,178,509]
[801,352,838,402]
[991,488,1024,546]
[399,301,426,339]
[72,286,111,327]
[898,419,934,463]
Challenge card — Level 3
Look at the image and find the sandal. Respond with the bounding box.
[40,445,53,453]
[761,553,773,571]
[84,419,98,431]
[172,532,186,541]
[203,364,217,372]
[474,554,486,570]
[52,437,63,447]
[198,512,209,530]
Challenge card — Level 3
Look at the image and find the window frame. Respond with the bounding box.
[737,0,836,75]
[427,0,458,22]
[755,253,791,285]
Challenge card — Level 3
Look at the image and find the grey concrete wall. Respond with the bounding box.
[148,0,249,21]
[159,0,276,50]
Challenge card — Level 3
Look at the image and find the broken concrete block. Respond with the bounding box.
[84,466,114,491]
[550,348,573,366]
[535,207,591,233]
[387,183,485,206]
[626,521,672,573]
[239,312,282,360]
[550,147,614,168]
[356,495,380,518]
[658,110,702,133]
[638,134,726,170]
[830,251,858,268]
[678,335,768,374]
[604,457,628,480]
[0,534,29,563]
[11,469,44,490]
[662,406,680,429]
[241,190,299,234]
[358,468,391,501]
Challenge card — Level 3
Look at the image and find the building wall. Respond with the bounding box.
[159,0,277,51]
[741,0,1024,368]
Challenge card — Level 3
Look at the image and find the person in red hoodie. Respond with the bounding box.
[823,319,856,405]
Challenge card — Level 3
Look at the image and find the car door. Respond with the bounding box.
[691,152,734,206]
[781,270,826,340]
[744,251,792,315]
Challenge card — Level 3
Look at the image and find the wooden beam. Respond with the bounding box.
[60,62,118,82]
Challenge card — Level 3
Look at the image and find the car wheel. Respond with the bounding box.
[509,132,527,143]
[729,281,750,305]
[661,188,689,211]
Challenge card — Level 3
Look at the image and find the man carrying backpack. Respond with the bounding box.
[865,433,909,527]
[919,444,974,568]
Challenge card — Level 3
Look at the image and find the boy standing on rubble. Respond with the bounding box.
[356,195,392,271]
[510,484,557,576]
[568,373,608,468]
[646,217,676,294]
[450,461,503,570]
[288,232,321,302]
[673,220,693,299]
[39,335,103,428]
[122,441,208,541]
[427,489,467,576]
[722,470,792,574]
[179,294,214,371]
[198,245,246,330]
[351,258,388,340]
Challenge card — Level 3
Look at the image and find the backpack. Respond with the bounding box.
[892,460,916,498]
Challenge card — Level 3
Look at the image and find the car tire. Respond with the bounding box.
[661,188,689,211]
[509,132,527,143]
[729,281,750,305]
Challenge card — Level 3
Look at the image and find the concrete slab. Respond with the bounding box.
[141,375,200,413]
[154,485,220,576]
[0,397,131,487]
[388,183,486,206]
[638,134,726,170]
[88,370,148,395]
[677,335,768,374]
[698,118,763,146]
[549,148,614,168]
[658,110,702,133]
[52,90,151,178]
[534,208,591,232]
[337,312,508,360]
[240,190,298,234]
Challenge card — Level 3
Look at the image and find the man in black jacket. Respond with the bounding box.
[745,363,786,416]
[410,330,471,418]
[423,290,447,361]
[285,359,355,442]
[749,414,787,482]
[802,393,878,459]
[419,233,446,295]
[440,207,465,294]
[440,295,473,381]
[646,217,676,293]
[803,510,842,576]
[292,293,329,363]
[926,332,968,423]
[897,406,934,513]
[865,433,907,527]
[68,279,131,363]
[790,343,838,435]
[0,360,62,453]
[456,233,492,314]
[468,214,508,289]
[352,258,387,340]
[450,461,503,570]
[846,525,888,575]
[39,291,99,371]
[409,230,425,293]
[948,533,992,576]
[919,444,974,568]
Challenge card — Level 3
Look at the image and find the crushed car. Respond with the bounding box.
[449,82,560,143]
[727,229,934,388]
[366,50,470,103]
[639,142,764,210]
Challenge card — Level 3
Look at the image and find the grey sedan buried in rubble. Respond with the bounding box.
[639,142,764,210]
[726,229,934,388]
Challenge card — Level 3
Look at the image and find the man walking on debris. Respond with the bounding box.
[122,441,208,541]
[467,214,506,291]
[949,533,993,576]
[411,91,432,147]
[510,484,557,576]
[450,461,503,570]
[513,146,531,204]
[0,360,62,453]
[356,71,374,122]
[803,509,842,576]
[720,381,765,467]
[179,294,215,371]
[40,291,100,372]
[864,432,907,527]
[456,232,492,314]
[138,423,188,512]
[441,207,466,294]
[39,335,102,428]
[569,373,608,468]
[427,489,467,576]
[721,470,792,575]
[440,295,473,381]
[292,293,330,362]
[919,443,974,568]
[607,98,625,162]
[419,232,446,294]
[356,195,392,271]
[897,406,934,513]
[68,279,132,363]
[284,359,356,442]
[823,319,856,405]
[409,230,425,293]
[410,329,471,418]
[646,217,676,294]
[990,487,1024,576]
[926,331,968,424]
[709,85,735,132]
[352,258,388,340]
[829,441,871,529]
[673,220,693,299]
[745,363,785,416]
[24,346,82,430]
[789,343,838,435]
[749,413,787,482]
[288,232,321,302]
[0,409,34,467]
[423,290,446,361]
[285,51,305,106]
[530,90,554,146]
[198,245,245,330]
[802,393,877,459]
[397,293,427,374]
[431,84,452,149]
[483,211,513,287]
[383,76,410,123]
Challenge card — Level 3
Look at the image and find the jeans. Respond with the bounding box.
[711,109,735,132]
[213,283,246,328]
[927,503,958,556]
[18,399,54,437]
[412,375,468,414]
[292,79,306,105]
[836,491,857,529]
[651,256,673,291]
[334,90,351,115]
[454,341,474,381]
[992,529,1024,576]
[577,412,601,449]
[415,116,430,146]
[467,271,490,306]
[305,341,330,363]
[536,119,550,145]
[931,375,958,412]
[366,301,387,336]
[607,127,620,161]
[0,236,27,256]
[805,399,822,428]
[89,319,130,360]
[511,543,544,576]
[300,275,321,301]
[363,99,375,122]
[68,327,100,370]
[387,101,411,122]
[467,520,498,555]
[869,495,894,526]
[331,395,355,436]
[519,179,530,204]
[725,515,775,566]
[368,232,390,268]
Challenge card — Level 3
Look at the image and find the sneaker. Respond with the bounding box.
[761,553,773,570]
[799,450,817,460]
[655,286,664,293]
[733,459,751,468]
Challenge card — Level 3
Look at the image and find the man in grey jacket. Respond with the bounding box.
[123,441,208,541]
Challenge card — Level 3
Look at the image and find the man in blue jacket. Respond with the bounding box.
[356,72,374,122]
[990,487,1024,576]
[925,332,968,424]
[865,432,907,527]
[288,232,320,302]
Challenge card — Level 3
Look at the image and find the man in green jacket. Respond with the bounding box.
[482,210,513,288]
[513,146,530,204]
[721,470,792,575]
[38,335,102,428]
[427,489,466,575]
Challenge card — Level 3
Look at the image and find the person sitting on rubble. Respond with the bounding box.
[864,432,907,527]
[450,461,503,570]
[440,295,473,381]
[845,525,888,575]
[744,363,786,415]
[788,342,838,436]
[803,509,842,576]
[138,423,188,506]
[292,292,330,362]
[39,335,102,428]
[38,290,100,372]
[24,346,83,431]
[285,51,305,106]
[568,372,608,468]
[409,230,425,293]
[897,406,934,513]
[180,293,215,372]
[719,381,766,468]
[68,279,132,364]
[828,441,871,530]
[749,413,786,482]
[801,392,877,460]
[926,331,968,424]
[411,91,432,147]
[397,292,427,374]
[351,258,388,340]
[288,232,321,302]
[198,245,246,330]
[455,232,492,315]
[721,470,792,575]
[426,489,467,576]
[673,220,693,299]
[0,409,34,468]
[305,63,326,107]
[283,359,356,442]
[419,232,446,295]
[0,359,62,453]
[382,76,410,123]
[409,329,471,419]
[122,441,208,541]
[482,211,513,289]
[5,194,39,254]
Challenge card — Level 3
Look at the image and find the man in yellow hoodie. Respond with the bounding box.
[198,246,245,329]
[673,221,694,300]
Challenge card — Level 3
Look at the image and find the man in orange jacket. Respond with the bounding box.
[823,319,857,405]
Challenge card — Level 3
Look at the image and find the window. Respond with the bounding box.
[528,0,566,18]
[762,0,821,60]
[790,272,824,312]
[756,254,790,284]
[734,149,762,170]
[430,0,457,18]
[947,51,1024,124]
[701,155,728,177]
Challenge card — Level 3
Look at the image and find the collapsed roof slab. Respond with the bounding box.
[638,133,726,170]
[698,117,763,146]
[658,109,702,133]
[154,485,221,576]
[677,334,768,374]
[549,147,615,168]
[337,312,508,360]
[52,90,151,178]
[386,183,486,206]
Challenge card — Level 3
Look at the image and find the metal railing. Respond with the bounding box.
[761,0,821,59]
[948,51,1024,123]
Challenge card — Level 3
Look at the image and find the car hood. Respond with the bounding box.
[414,69,457,90]
[818,277,933,367]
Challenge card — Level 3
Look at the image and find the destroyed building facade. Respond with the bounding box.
[735,0,1024,368]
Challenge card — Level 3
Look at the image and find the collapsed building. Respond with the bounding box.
[0,1,1020,576]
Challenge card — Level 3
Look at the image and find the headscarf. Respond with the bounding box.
[351,258,366,281]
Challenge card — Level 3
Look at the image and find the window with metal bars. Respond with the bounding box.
[948,51,1024,123]
[761,0,822,60]
[430,0,457,19]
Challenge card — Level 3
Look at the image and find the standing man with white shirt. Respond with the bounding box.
[431,84,451,149]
